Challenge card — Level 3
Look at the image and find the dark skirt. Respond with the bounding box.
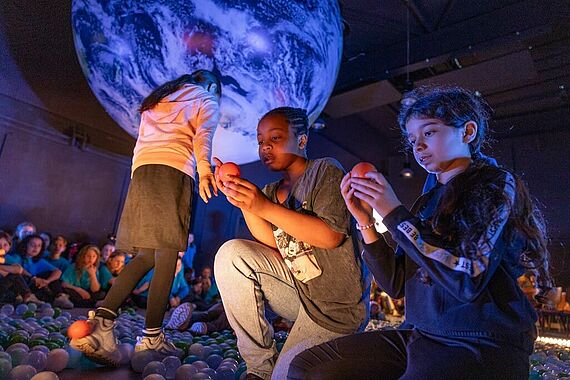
[116,164,194,251]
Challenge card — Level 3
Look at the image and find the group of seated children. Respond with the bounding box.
[0,222,127,309]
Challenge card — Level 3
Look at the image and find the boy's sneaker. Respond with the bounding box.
[53,293,74,309]
[134,332,183,357]
[70,310,121,367]
[189,322,208,335]
[165,302,194,330]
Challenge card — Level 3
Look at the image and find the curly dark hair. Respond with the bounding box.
[17,234,46,262]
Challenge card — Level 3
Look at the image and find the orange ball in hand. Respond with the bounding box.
[219,162,241,182]
[351,162,377,178]
[67,320,92,339]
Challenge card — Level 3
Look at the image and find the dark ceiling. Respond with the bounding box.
[1,0,568,158]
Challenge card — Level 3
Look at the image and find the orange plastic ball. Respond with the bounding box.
[67,320,92,339]
[219,162,241,182]
[351,162,377,178]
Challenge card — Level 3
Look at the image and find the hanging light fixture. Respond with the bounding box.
[400,0,415,107]
[400,155,414,178]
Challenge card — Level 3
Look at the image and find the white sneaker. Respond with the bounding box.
[165,302,193,330]
[70,310,121,367]
[53,293,74,309]
[135,332,182,357]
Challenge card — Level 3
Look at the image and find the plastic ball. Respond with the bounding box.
[189,372,213,380]
[175,364,198,380]
[191,360,208,371]
[215,365,235,380]
[44,349,68,373]
[183,355,201,365]
[117,343,134,365]
[205,354,223,370]
[0,358,13,379]
[162,356,181,379]
[199,368,216,378]
[200,346,213,360]
[23,350,46,372]
[218,162,241,182]
[64,347,82,369]
[351,162,377,178]
[15,304,29,316]
[143,375,166,380]
[132,350,158,373]
[66,320,91,339]
[30,372,59,380]
[188,343,204,357]
[1,304,14,316]
[7,344,30,354]
[8,364,37,380]
[143,361,167,378]
[9,348,29,367]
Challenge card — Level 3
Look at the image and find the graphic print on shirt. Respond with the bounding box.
[272,226,322,283]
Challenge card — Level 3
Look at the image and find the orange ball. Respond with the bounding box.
[67,320,92,339]
[219,162,241,182]
[351,162,377,178]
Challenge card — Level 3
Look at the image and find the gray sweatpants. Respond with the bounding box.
[214,239,346,379]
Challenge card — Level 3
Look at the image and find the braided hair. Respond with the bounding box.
[261,107,309,139]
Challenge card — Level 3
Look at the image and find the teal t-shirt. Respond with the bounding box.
[9,256,58,276]
[170,271,189,299]
[62,264,112,290]
[135,270,154,297]
[46,257,70,272]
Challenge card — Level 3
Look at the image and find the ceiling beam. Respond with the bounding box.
[336,0,564,91]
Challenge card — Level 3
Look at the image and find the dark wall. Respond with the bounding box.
[0,94,131,243]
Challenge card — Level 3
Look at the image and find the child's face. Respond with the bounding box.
[26,238,43,257]
[0,238,11,252]
[54,238,66,254]
[257,114,302,171]
[405,117,471,176]
[83,249,99,266]
[101,244,115,262]
[108,255,125,272]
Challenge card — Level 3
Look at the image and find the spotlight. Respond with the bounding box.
[311,118,326,131]
[400,160,413,178]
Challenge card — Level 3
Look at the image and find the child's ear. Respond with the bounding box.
[207,83,218,96]
[298,134,308,150]
[463,121,478,143]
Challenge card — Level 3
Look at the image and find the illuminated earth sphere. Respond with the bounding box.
[72,0,343,164]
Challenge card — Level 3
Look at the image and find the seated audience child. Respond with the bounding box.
[166,301,231,336]
[39,232,52,258]
[46,235,70,272]
[11,221,36,253]
[62,245,112,308]
[100,243,116,264]
[0,231,38,303]
[104,251,126,288]
[199,266,220,305]
[14,234,73,308]
[169,258,190,308]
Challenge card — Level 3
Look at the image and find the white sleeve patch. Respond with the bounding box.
[396,173,514,277]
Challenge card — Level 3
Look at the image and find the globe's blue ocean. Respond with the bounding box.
[72,0,343,163]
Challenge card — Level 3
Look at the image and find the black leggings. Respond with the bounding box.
[288,329,533,380]
[98,248,178,329]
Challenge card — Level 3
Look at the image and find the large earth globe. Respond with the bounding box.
[72,0,343,164]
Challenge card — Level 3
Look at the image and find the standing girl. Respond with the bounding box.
[214,107,369,380]
[71,69,222,366]
[289,85,552,380]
